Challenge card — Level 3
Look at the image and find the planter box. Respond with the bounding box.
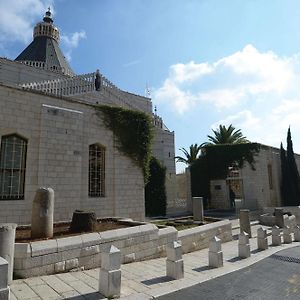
[14,219,232,278]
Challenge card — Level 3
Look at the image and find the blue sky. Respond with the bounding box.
[1,0,300,172]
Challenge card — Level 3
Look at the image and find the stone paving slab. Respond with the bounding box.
[10,222,300,300]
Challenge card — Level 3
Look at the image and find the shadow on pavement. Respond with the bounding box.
[141,276,174,286]
[192,265,214,272]
[64,292,106,300]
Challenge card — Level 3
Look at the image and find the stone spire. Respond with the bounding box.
[15,8,74,76]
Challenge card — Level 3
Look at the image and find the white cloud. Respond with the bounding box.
[61,31,86,61]
[0,0,53,44]
[61,31,86,48]
[155,44,300,152]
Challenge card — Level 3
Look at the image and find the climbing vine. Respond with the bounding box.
[95,105,154,182]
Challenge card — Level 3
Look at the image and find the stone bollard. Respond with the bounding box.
[99,245,121,299]
[272,226,282,246]
[238,231,250,258]
[192,197,204,222]
[31,187,54,239]
[208,236,223,268]
[283,226,292,244]
[239,209,251,237]
[0,223,17,284]
[0,257,9,300]
[294,225,300,242]
[274,208,284,228]
[166,241,184,280]
[257,227,268,250]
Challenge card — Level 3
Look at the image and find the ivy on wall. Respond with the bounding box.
[191,143,261,199]
[145,157,167,217]
[95,105,154,182]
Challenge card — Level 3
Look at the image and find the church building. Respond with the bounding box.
[0,9,177,224]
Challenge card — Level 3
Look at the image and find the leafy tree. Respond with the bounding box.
[205,124,249,145]
[175,143,204,166]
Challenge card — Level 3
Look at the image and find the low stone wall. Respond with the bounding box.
[0,257,9,299]
[259,214,275,227]
[178,220,232,254]
[14,219,232,278]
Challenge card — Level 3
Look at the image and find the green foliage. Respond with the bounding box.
[190,143,260,201]
[281,128,300,206]
[145,157,167,217]
[205,124,249,145]
[175,143,204,166]
[96,105,153,182]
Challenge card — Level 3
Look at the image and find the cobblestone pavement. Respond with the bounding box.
[10,224,300,300]
[157,246,300,300]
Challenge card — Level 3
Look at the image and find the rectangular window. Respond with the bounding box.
[89,144,105,197]
[0,135,27,200]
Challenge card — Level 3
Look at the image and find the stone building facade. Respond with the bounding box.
[210,145,300,210]
[0,10,176,224]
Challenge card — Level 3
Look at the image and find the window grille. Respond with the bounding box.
[89,144,105,197]
[0,135,27,200]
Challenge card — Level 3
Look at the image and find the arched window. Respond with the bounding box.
[89,144,105,197]
[0,134,27,200]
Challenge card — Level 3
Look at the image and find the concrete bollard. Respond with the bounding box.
[0,223,17,284]
[166,241,184,280]
[31,187,54,239]
[257,227,268,250]
[283,226,292,244]
[99,245,121,298]
[272,226,282,246]
[274,208,284,228]
[239,209,251,238]
[0,257,9,300]
[192,197,204,222]
[294,225,300,242]
[209,236,223,268]
[238,231,250,258]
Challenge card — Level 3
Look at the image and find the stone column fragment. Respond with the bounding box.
[240,209,251,237]
[257,227,268,250]
[166,241,184,280]
[31,187,54,239]
[274,208,284,228]
[0,257,9,300]
[272,226,282,246]
[0,223,17,284]
[209,236,223,268]
[99,245,121,299]
[238,231,250,258]
[283,226,292,244]
[294,225,300,242]
[192,197,204,222]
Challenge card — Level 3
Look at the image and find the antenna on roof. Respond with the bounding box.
[145,82,151,98]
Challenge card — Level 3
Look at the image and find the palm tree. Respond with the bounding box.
[175,143,204,166]
[205,124,249,145]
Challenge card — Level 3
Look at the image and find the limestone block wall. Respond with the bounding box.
[0,58,67,85]
[0,84,145,224]
[152,128,177,214]
[210,180,230,209]
[13,219,231,278]
[14,222,178,278]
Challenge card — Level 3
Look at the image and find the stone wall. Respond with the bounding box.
[13,219,232,278]
[0,58,67,85]
[152,128,177,214]
[0,84,145,223]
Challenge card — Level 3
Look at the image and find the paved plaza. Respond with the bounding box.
[9,222,300,300]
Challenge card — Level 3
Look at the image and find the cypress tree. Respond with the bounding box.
[280,142,289,205]
[285,127,300,205]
